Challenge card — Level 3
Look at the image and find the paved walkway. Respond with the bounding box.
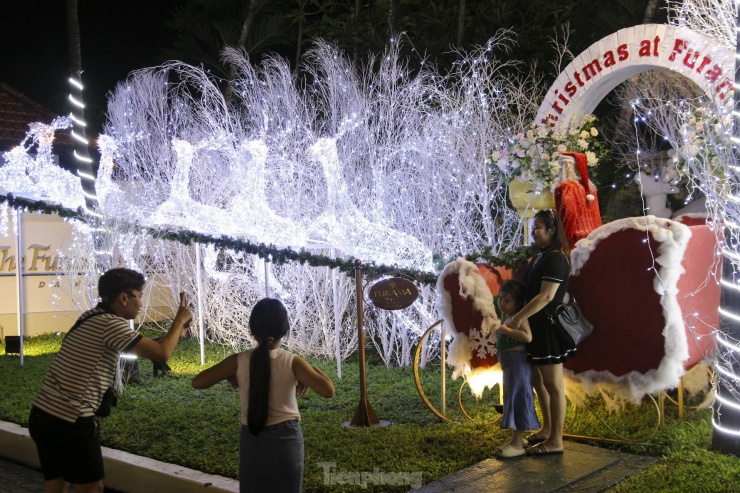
[0,458,43,493]
[0,420,238,493]
[411,441,658,493]
[0,459,124,493]
[1,440,656,493]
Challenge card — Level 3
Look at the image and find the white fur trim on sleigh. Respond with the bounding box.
[569,216,692,401]
[435,258,501,381]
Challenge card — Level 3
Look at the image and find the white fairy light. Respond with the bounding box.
[68,77,83,90]
[69,113,86,126]
[82,35,528,364]
[714,362,740,381]
[716,390,740,411]
[720,277,740,292]
[68,95,85,109]
[0,118,86,211]
[716,332,740,352]
[613,0,740,451]
[76,169,95,181]
[712,418,740,436]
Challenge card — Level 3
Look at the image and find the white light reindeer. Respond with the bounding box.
[635,164,679,219]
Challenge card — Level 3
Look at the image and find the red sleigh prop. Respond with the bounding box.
[437,216,720,401]
[439,263,514,370]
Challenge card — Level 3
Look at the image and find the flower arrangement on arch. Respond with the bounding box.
[673,105,730,185]
[488,114,608,192]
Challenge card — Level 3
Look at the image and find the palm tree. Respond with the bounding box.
[457,0,466,47]
[223,0,260,102]
[161,0,292,83]
[388,0,399,40]
[66,0,98,215]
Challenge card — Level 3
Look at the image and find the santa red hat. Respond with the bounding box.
[560,151,595,201]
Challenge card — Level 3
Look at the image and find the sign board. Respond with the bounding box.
[368,277,419,311]
[0,210,173,337]
[537,24,734,128]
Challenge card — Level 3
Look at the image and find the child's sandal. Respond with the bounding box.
[495,444,526,458]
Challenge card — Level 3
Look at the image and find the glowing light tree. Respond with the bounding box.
[712,0,740,456]
[53,35,534,368]
[66,1,98,216]
[661,0,740,455]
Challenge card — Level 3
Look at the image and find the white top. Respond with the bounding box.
[236,347,300,426]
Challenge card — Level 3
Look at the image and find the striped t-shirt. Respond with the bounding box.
[32,304,142,422]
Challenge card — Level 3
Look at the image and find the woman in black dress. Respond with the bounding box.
[507,209,574,456]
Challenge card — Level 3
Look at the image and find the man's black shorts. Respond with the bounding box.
[28,406,104,483]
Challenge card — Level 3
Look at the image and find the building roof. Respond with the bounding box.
[0,82,73,150]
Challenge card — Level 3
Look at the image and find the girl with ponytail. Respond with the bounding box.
[193,298,334,492]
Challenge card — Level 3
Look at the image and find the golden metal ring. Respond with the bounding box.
[413,320,456,423]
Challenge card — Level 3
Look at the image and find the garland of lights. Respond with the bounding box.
[0,192,536,287]
[649,0,740,450]
[68,75,100,218]
[3,35,542,366]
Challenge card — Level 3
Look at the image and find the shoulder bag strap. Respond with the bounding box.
[65,304,116,336]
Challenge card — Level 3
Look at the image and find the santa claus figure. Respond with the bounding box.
[554,151,602,248]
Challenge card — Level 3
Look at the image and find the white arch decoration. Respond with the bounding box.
[537,24,734,127]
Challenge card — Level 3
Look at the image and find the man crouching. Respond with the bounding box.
[28,268,192,493]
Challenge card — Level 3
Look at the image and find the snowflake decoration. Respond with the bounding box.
[469,327,497,359]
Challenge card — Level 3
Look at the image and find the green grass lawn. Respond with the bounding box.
[1,334,738,492]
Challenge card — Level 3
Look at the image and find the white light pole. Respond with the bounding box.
[711,2,740,456]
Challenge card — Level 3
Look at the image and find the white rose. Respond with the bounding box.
[580,130,590,139]
[501,157,517,170]
[526,130,534,139]
[577,139,589,150]
[491,151,501,161]
[663,169,679,182]
[557,144,567,153]
[590,127,598,137]
[541,153,550,160]
[585,151,597,165]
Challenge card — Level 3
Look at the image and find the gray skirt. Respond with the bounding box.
[240,419,304,492]
[498,349,540,431]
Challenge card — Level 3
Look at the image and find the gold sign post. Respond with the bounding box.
[344,259,391,428]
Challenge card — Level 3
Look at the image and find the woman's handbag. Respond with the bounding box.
[554,301,593,346]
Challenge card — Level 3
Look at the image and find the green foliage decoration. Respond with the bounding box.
[1,193,534,286]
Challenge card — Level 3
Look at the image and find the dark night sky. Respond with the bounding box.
[0,0,183,135]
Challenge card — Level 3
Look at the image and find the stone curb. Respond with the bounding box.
[0,420,239,493]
